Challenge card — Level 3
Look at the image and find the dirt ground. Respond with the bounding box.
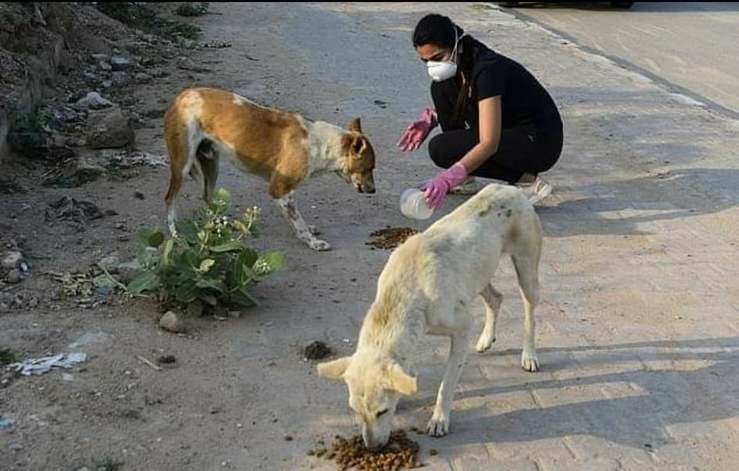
[2,3,739,471]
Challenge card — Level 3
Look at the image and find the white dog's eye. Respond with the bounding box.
[376,409,389,418]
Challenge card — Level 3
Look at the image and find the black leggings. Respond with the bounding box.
[428,125,563,184]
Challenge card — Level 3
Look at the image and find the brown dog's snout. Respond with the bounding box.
[356,174,376,194]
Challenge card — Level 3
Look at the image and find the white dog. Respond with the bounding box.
[318,183,543,448]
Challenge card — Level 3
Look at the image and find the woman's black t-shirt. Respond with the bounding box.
[433,44,562,133]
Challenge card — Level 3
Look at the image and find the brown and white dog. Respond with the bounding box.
[163,87,376,250]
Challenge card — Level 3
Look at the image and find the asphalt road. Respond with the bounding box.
[501,2,739,116]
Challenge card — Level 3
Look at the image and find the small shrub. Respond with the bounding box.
[127,189,284,310]
[0,348,17,366]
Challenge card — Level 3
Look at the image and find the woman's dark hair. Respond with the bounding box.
[413,14,484,128]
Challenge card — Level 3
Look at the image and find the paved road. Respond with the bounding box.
[502,2,739,116]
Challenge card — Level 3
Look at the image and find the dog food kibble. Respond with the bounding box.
[366,227,420,250]
[310,430,421,470]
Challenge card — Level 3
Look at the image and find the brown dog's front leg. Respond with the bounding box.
[274,192,331,251]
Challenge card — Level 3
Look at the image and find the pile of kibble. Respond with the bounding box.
[365,227,420,250]
[308,430,421,470]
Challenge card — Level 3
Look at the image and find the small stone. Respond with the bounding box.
[160,311,185,333]
[85,107,135,149]
[135,72,152,84]
[157,354,176,365]
[1,251,24,270]
[10,443,23,451]
[75,92,113,110]
[110,56,132,71]
[99,61,112,71]
[111,71,129,87]
[102,80,112,89]
[91,53,109,61]
[98,253,121,274]
[134,191,145,200]
[5,269,22,284]
[284,435,293,441]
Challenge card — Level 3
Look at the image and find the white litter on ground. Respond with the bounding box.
[11,352,87,376]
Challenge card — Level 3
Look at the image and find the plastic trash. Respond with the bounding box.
[11,352,87,376]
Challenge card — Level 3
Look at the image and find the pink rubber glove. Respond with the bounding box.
[397,107,438,152]
[422,162,469,210]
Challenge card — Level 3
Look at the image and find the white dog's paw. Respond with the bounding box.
[521,351,540,372]
[307,225,321,236]
[426,414,450,437]
[308,239,332,251]
[475,332,496,353]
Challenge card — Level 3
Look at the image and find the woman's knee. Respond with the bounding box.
[428,134,456,169]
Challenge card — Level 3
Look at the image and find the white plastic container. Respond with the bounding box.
[400,188,434,220]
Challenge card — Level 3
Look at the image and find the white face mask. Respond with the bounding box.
[426,30,465,82]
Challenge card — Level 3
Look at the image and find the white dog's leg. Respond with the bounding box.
[427,326,470,437]
[513,255,540,372]
[274,192,331,251]
[476,284,503,353]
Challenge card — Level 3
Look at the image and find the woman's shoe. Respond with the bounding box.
[519,176,553,205]
[450,176,485,195]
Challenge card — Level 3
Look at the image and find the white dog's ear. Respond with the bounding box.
[317,356,352,380]
[387,363,417,396]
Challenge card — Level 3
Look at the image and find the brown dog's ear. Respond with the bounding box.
[387,363,417,396]
[348,118,362,133]
[317,356,352,380]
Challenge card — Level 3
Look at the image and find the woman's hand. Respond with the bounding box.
[397,107,439,152]
[422,162,469,210]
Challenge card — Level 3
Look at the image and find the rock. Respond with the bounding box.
[111,71,129,87]
[75,92,113,110]
[160,311,186,333]
[185,300,205,317]
[5,269,22,284]
[133,191,145,200]
[116,259,141,284]
[0,303,9,312]
[1,251,24,271]
[83,72,99,82]
[85,107,135,149]
[102,80,112,89]
[110,56,132,71]
[74,157,106,183]
[134,72,152,84]
[99,61,112,71]
[98,253,121,274]
[91,53,109,62]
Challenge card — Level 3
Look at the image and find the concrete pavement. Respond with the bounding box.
[502,2,739,117]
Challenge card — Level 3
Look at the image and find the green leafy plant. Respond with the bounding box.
[127,189,284,310]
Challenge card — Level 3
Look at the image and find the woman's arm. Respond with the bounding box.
[458,96,501,173]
